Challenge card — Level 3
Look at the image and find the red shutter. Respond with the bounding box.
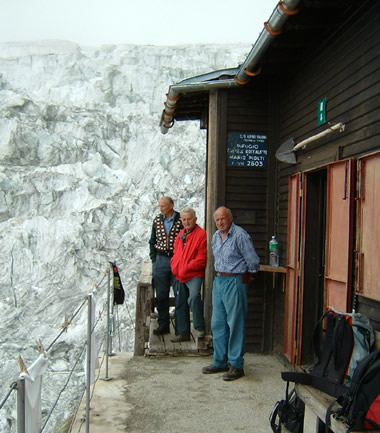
[284,173,301,363]
[324,159,354,312]
[356,152,380,302]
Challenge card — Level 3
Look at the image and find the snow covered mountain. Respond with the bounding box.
[0,40,250,431]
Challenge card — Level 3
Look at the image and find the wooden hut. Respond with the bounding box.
[158,0,380,364]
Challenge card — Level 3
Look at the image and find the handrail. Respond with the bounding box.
[0,261,129,433]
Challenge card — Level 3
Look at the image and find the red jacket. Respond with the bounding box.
[170,225,207,283]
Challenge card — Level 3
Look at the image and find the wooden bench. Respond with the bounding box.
[295,384,366,433]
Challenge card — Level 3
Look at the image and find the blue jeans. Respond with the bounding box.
[211,274,248,369]
[152,255,173,327]
[173,277,205,336]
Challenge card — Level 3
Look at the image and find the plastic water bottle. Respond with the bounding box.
[269,235,279,267]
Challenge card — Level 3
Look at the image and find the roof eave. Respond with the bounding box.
[159,0,301,134]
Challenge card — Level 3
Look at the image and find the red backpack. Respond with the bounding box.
[330,350,380,431]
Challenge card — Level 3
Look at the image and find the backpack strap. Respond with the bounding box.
[270,381,293,433]
[281,371,348,398]
[330,315,354,382]
[310,310,335,378]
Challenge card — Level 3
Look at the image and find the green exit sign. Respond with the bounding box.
[317,98,327,126]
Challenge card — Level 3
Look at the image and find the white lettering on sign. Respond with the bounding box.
[227,132,268,168]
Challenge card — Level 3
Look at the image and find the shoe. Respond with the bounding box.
[223,366,245,381]
[170,335,190,343]
[193,329,205,338]
[202,364,229,374]
[153,325,170,335]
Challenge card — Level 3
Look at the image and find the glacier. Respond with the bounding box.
[0,40,251,431]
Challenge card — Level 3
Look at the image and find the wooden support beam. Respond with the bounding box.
[204,89,228,332]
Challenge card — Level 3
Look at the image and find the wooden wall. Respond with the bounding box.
[272,1,380,351]
[277,1,379,247]
[221,84,278,353]
[217,2,379,354]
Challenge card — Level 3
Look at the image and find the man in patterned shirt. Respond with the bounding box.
[149,196,183,335]
[202,206,259,381]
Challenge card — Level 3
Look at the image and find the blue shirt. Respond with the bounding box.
[163,214,174,234]
[212,223,260,273]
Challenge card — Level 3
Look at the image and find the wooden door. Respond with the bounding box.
[356,152,380,302]
[284,173,301,363]
[324,159,355,312]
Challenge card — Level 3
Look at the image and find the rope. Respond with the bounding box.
[40,341,87,432]
[46,266,108,353]
[124,299,135,331]
[2,261,132,431]
[0,381,17,410]
[67,337,107,433]
[46,298,87,353]
[41,292,106,432]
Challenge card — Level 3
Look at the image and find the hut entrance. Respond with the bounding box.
[300,168,327,365]
[284,159,355,366]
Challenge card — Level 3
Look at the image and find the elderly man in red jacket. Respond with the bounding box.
[170,207,207,342]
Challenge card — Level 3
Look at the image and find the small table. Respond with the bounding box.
[259,264,286,290]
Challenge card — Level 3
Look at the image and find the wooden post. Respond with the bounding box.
[204,89,228,331]
[134,262,154,356]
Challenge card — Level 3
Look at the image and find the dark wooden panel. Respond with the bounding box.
[273,2,380,359]
[357,296,380,332]
[225,86,270,354]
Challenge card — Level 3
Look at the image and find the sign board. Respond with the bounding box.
[227,132,267,167]
[317,97,327,126]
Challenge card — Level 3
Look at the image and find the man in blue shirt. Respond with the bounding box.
[202,206,260,381]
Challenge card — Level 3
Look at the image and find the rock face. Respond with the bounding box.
[0,40,250,431]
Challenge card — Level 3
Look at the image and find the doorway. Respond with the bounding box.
[300,169,327,365]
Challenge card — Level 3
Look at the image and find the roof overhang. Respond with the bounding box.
[159,0,367,134]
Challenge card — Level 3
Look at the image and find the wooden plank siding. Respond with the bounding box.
[273,1,380,352]
[204,2,379,355]
[222,85,276,352]
[276,2,379,261]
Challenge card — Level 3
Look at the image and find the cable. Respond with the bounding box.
[46,298,87,353]
[66,335,106,433]
[40,341,87,432]
[0,381,17,410]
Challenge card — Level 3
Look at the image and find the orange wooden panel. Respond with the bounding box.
[284,173,301,363]
[357,152,380,302]
[324,159,354,312]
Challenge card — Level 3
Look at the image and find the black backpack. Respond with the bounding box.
[328,350,380,432]
[282,308,374,398]
[270,381,304,433]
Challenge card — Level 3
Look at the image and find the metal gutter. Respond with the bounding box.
[160,0,301,134]
[160,69,239,133]
[234,0,300,84]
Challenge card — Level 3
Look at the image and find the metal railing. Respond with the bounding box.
[0,262,130,433]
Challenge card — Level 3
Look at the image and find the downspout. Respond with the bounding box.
[160,0,300,134]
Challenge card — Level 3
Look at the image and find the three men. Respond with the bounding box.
[149,201,260,382]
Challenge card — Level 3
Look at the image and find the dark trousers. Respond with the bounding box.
[173,278,205,336]
[152,255,172,327]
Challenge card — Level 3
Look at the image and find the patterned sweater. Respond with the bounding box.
[149,211,183,262]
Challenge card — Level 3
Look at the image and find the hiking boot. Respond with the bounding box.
[202,364,229,374]
[153,324,170,336]
[223,366,244,381]
[170,335,190,343]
